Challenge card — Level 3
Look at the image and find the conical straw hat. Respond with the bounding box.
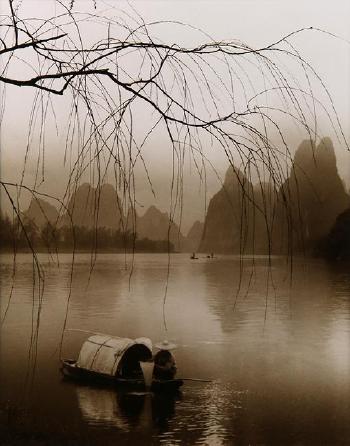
[154,340,177,350]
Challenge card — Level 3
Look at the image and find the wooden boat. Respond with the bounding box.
[60,335,183,393]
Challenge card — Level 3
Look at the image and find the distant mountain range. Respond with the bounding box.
[22,184,202,252]
[18,136,350,257]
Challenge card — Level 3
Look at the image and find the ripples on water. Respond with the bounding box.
[1,253,350,445]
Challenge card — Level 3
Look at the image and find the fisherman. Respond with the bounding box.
[153,340,177,380]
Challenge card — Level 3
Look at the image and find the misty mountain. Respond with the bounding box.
[136,205,186,252]
[184,220,204,253]
[278,137,350,252]
[23,197,59,228]
[251,181,278,253]
[200,166,253,254]
[200,137,349,255]
[199,165,277,254]
[60,183,124,230]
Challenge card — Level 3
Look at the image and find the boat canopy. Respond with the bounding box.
[77,335,152,377]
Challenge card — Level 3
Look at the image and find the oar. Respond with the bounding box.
[65,328,110,336]
[179,377,213,383]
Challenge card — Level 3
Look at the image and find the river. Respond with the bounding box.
[1,253,349,445]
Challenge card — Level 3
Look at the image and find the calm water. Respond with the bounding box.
[1,253,350,445]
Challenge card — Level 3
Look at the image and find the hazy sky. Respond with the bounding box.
[1,0,349,232]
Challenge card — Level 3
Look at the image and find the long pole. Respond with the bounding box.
[180,377,213,382]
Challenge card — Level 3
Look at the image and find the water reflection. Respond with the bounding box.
[75,383,179,433]
[151,391,179,431]
[77,386,146,431]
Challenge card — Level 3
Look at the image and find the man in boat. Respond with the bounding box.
[153,340,177,380]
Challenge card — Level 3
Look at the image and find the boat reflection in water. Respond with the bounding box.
[76,384,180,432]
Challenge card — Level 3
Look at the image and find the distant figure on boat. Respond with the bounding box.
[153,340,177,380]
[190,253,198,259]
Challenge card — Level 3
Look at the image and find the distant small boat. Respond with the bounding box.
[190,253,198,259]
[60,334,183,393]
